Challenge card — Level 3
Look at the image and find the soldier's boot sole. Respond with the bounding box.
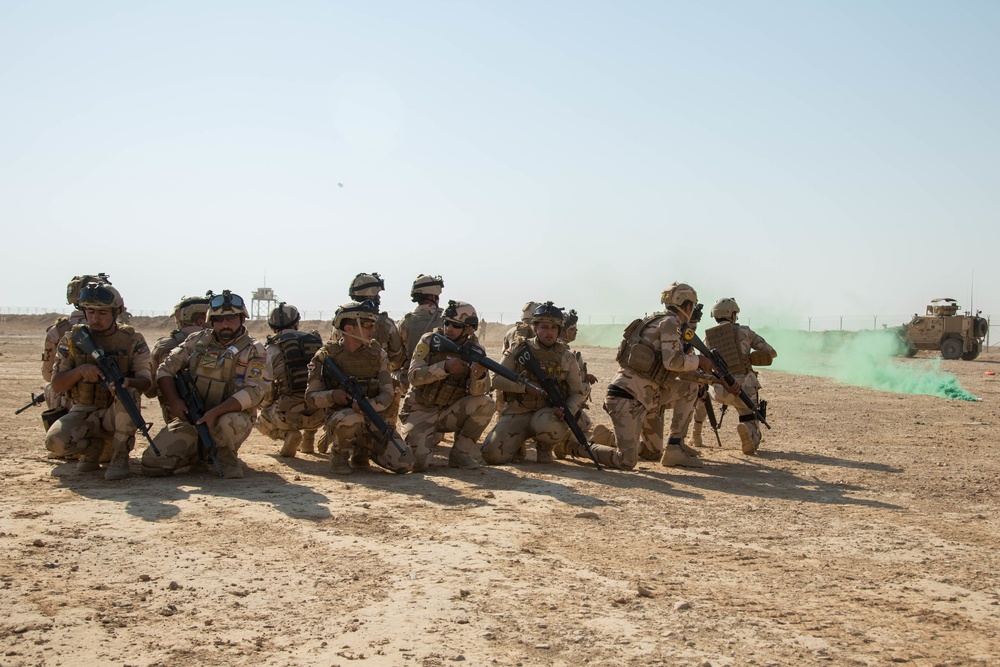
[104,450,130,481]
[279,431,302,458]
[331,453,353,475]
[315,431,329,454]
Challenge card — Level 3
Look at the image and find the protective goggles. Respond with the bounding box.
[533,302,564,320]
[79,283,117,306]
[209,291,245,310]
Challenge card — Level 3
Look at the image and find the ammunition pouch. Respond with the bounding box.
[41,407,69,431]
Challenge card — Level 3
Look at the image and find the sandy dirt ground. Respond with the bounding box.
[2,316,999,667]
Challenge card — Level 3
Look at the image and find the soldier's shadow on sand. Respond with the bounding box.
[763,450,903,473]
[634,452,904,510]
[49,460,333,522]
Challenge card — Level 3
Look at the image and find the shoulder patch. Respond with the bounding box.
[413,341,430,361]
[135,340,149,355]
[248,361,266,378]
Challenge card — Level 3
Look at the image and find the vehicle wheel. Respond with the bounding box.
[904,345,917,358]
[975,318,989,338]
[961,341,981,361]
[940,338,963,360]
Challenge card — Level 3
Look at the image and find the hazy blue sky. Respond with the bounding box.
[2,1,997,327]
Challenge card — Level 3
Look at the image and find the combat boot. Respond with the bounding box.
[449,449,481,470]
[299,430,315,454]
[104,447,130,481]
[690,421,704,448]
[222,463,245,479]
[660,440,704,468]
[738,419,761,455]
[77,441,102,472]
[638,441,661,461]
[316,430,330,454]
[412,451,429,473]
[331,451,353,475]
[351,452,371,469]
[535,444,555,464]
[280,431,302,458]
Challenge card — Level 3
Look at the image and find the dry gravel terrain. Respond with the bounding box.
[1,316,999,667]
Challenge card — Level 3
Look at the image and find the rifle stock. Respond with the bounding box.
[71,326,161,455]
[427,333,545,394]
[175,369,223,477]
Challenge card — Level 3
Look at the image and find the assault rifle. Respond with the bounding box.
[427,333,545,394]
[321,356,409,471]
[513,344,602,471]
[71,326,160,455]
[175,369,223,477]
[682,303,704,354]
[699,386,723,447]
[15,392,46,415]
[679,324,771,430]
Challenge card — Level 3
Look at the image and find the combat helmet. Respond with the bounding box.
[349,272,385,300]
[411,274,444,297]
[67,273,111,307]
[711,297,740,321]
[520,301,541,324]
[206,290,249,320]
[531,301,565,327]
[333,300,379,329]
[268,302,301,329]
[660,282,698,310]
[171,294,211,328]
[443,300,479,330]
[78,282,125,313]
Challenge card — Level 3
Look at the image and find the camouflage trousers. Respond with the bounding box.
[256,396,325,442]
[141,411,254,476]
[553,408,592,458]
[324,408,415,474]
[45,403,136,458]
[481,408,567,465]
[708,374,763,449]
[593,379,698,470]
[399,394,496,459]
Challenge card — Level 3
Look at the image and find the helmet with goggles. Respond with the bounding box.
[206,290,249,320]
[78,282,124,312]
[443,300,479,330]
[531,301,564,327]
[67,273,111,307]
[333,300,379,329]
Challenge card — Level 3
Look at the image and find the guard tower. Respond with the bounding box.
[251,287,277,320]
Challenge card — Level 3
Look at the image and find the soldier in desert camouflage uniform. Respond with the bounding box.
[256,303,325,458]
[144,294,211,423]
[502,301,540,353]
[481,302,585,465]
[305,301,415,475]
[45,283,152,480]
[553,309,615,459]
[695,297,776,454]
[141,291,271,479]
[398,274,445,386]
[41,273,111,415]
[399,300,496,471]
[591,283,721,470]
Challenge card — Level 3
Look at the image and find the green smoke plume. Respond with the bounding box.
[573,323,979,401]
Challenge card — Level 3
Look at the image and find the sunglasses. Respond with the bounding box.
[209,292,245,309]
[445,320,467,329]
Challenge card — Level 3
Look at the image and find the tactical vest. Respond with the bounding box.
[189,331,255,410]
[402,308,444,357]
[616,313,673,384]
[321,341,382,398]
[413,345,470,407]
[704,322,750,376]
[66,324,137,409]
[269,330,322,397]
[507,341,570,411]
[504,322,533,352]
[47,317,72,343]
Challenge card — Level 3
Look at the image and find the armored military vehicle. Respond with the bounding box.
[897,298,988,360]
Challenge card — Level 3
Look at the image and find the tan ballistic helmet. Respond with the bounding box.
[67,273,111,306]
[531,301,565,327]
[172,294,211,328]
[78,282,125,312]
[520,301,541,323]
[206,290,249,319]
[711,297,740,321]
[349,272,385,300]
[411,274,444,297]
[443,300,479,329]
[660,282,698,310]
[268,302,301,329]
[333,300,379,329]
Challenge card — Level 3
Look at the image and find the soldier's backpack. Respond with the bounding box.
[273,330,323,393]
[616,312,671,383]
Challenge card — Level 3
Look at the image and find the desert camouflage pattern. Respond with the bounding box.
[141,411,255,478]
[398,304,445,370]
[140,328,270,477]
[305,341,414,473]
[399,330,496,465]
[592,311,701,469]
[502,321,534,354]
[145,325,206,422]
[45,324,152,464]
[481,337,584,465]
[255,328,325,447]
[41,310,87,409]
[706,324,775,452]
